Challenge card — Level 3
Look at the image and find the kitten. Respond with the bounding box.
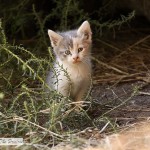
[47,21,92,106]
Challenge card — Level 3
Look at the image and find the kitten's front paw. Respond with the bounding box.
[74,105,82,112]
[74,101,85,112]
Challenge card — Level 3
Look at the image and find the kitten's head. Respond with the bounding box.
[48,21,92,64]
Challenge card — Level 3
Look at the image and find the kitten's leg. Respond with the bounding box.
[74,87,89,109]
[74,78,91,110]
[57,80,72,98]
[57,85,68,97]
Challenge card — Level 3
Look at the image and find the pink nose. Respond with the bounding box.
[73,56,79,61]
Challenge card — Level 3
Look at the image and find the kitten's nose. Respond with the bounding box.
[73,56,79,61]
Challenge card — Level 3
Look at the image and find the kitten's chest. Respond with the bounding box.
[55,61,91,86]
[67,63,91,83]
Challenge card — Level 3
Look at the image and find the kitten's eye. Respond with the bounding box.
[65,50,71,55]
[78,47,83,53]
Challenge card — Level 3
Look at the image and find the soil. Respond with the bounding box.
[88,18,150,130]
[91,81,150,124]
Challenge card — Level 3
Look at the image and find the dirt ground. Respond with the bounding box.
[89,18,150,129]
[91,81,150,124]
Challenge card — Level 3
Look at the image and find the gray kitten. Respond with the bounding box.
[47,21,92,105]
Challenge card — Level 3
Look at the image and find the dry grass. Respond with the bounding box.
[50,120,150,150]
[93,33,150,85]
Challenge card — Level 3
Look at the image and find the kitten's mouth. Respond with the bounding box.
[73,60,81,64]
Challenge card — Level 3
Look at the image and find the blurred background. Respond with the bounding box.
[1,0,150,53]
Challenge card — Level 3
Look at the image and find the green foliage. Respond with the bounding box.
[92,11,135,36]
[0,19,92,146]
[51,0,88,30]
[0,0,135,48]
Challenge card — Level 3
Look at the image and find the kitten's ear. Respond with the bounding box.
[48,30,63,47]
[77,21,92,40]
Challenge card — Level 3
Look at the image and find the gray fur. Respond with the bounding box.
[47,21,92,104]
